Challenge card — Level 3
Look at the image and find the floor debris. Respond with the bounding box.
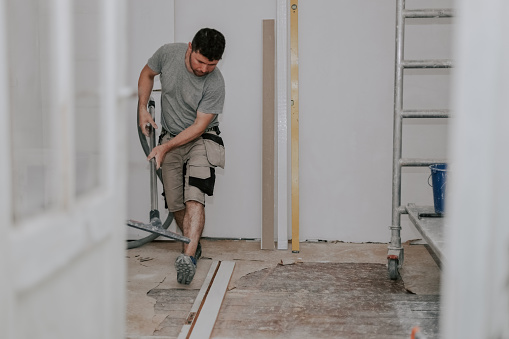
[278,258,303,266]
[126,240,441,338]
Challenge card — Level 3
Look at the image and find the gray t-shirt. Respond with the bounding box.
[147,43,225,135]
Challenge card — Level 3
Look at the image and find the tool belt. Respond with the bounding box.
[159,125,220,140]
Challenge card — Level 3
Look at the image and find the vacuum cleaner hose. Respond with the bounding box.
[127,100,174,249]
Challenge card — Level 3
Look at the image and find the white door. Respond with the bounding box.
[441,0,509,337]
[0,0,128,338]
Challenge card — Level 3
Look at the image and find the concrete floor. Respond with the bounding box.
[126,239,441,339]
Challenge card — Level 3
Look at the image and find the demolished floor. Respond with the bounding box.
[126,240,441,339]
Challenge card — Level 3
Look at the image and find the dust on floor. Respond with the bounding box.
[126,240,440,339]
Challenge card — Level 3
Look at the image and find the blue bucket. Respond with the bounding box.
[429,163,447,214]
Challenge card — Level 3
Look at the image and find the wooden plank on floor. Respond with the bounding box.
[262,19,276,250]
[177,261,219,339]
[184,261,235,339]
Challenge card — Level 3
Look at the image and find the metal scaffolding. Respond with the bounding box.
[387,0,453,279]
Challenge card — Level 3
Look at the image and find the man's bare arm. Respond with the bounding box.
[138,64,159,136]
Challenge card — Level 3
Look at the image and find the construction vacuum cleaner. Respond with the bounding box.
[126,97,190,249]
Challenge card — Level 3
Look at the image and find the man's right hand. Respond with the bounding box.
[138,106,158,137]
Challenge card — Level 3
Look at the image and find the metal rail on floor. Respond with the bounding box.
[387,0,453,280]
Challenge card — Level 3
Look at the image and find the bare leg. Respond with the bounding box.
[173,202,204,284]
[173,209,185,232]
[179,201,204,257]
[173,209,185,252]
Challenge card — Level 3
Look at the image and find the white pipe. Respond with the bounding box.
[277,0,290,250]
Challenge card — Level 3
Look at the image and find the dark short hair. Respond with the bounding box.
[191,28,226,61]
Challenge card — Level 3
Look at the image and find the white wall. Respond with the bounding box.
[299,0,396,242]
[298,0,453,242]
[174,0,277,239]
[126,0,453,243]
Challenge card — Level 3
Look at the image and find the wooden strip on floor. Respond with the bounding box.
[183,261,235,339]
[177,261,219,339]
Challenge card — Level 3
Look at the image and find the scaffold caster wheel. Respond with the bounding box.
[388,258,399,280]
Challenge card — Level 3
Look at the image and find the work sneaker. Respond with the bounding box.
[195,242,202,261]
[174,254,197,285]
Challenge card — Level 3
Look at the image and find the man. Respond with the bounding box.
[137,28,226,284]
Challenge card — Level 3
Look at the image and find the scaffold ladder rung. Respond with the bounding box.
[401,59,453,68]
[403,8,453,18]
[401,109,450,118]
[399,158,447,167]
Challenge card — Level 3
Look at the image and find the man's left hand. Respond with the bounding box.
[147,144,169,169]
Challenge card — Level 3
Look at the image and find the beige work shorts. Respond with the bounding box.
[160,132,224,212]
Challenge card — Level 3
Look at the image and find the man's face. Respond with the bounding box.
[188,50,219,77]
